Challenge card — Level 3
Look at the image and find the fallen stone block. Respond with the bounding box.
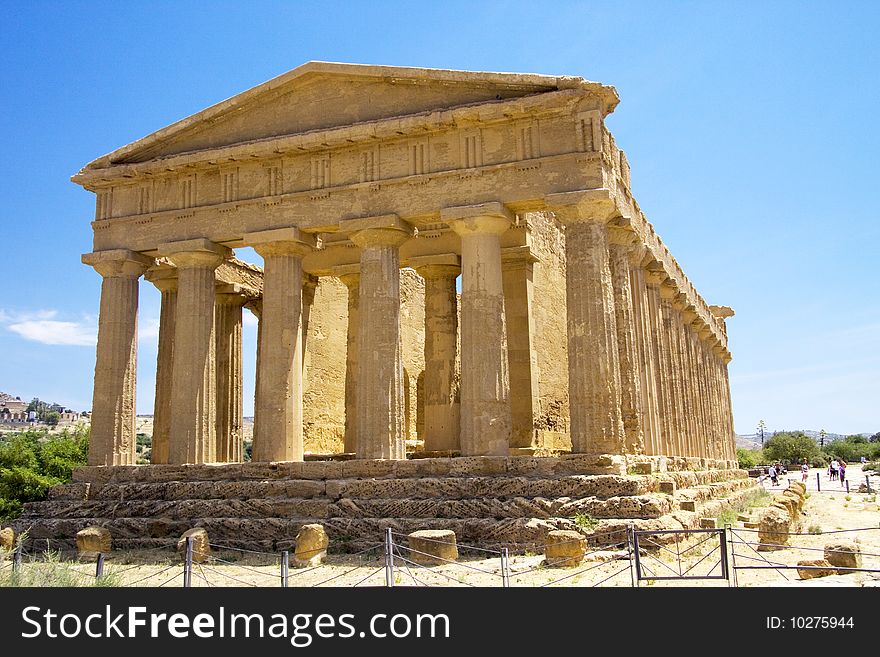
[757,507,791,551]
[824,541,861,573]
[407,529,458,566]
[544,529,586,568]
[76,526,111,560]
[177,528,211,563]
[679,500,697,512]
[294,523,328,568]
[0,527,14,552]
[699,517,717,529]
[797,559,836,579]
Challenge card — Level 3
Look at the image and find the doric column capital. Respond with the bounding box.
[245,227,316,258]
[441,202,514,236]
[333,264,361,289]
[544,188,620,225]
[409,254,461,279]
[342,214,413,248]
[659,279,679,300]
[215,283,250,307]
[82,249,154,279]
[607,218,639,247]
[144,260,178,292]
[159,238,232,269]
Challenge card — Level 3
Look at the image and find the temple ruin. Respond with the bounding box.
[15,63,748,551]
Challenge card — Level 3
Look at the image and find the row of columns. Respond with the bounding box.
[83,196,735,465]
[546,190,736,461]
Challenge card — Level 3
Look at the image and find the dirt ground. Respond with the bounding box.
[3,467,877,588]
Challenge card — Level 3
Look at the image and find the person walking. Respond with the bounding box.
[830,458,839,481]
[839,459,847,488]
[768,463,778,487]
[801,458,809,483]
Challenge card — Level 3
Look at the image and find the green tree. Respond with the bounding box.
[737,448,761,469]
[0,426,89,522]
[44,410,61,427]
[762,431,820,465]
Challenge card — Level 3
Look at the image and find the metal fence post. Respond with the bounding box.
[501,547,510,588]
[816,472,820,492]
[281,550,289,588]
[845,479,849,494]
[95,553,105,579]
[384,527,394,588]
[867,475,873,494]
[12,546,22,573]
[726,525,739,588]
[627,525,638,587]
[183,536,193,588]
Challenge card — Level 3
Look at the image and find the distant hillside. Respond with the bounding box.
[736,429,875,450]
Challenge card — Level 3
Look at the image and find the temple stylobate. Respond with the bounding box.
[74,62,736,468]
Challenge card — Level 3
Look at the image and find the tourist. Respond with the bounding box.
[839,459,847,488]
[801,458,809,483]
[830,458,839,481]
[768,463,778,487]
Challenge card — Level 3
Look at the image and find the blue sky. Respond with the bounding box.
[0,1,877,435]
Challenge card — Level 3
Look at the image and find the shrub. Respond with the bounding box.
[737,448,761,469]
[0,427,89,522]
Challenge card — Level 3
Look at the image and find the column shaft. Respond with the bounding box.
[84,250,151,466]
[215,295,245,462]
[646,282,672,455]
[565,220,624,454]
[356,243,405,458]
[444,208,513,457]
[501,259,539,448]
[255,252,306,461]
[418,264,460,452]
[631,266,662,455]
[170,264,219,464]
[339,272,360,454]
[609,239,644,454]
[151,285,176,464]
[659,293,686,456]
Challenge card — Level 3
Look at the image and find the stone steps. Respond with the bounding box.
[14,458,754,554]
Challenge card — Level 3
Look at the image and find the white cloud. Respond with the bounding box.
[7,319,97,346]
[1,308,96,346]
[138,317,160,342]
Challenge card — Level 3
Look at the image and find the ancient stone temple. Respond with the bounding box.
[16,63,749,551]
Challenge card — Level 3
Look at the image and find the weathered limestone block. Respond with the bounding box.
[824,541,862,573]
[788,481,807,497]
[294,524,328,567]
[699,518,717,529]
[407,529,458,565]
[629,462,653,475]
[76,526,112,559]
[679,500,697,512]
[757,507,791,551]
[544,529,587,567]
[658,480,676,495]
[0,527,14,550]
[177,528,211,563]
[48,483,91,500]
[797,559,836,579]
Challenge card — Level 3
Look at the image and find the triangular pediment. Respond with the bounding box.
[86,62,583,168]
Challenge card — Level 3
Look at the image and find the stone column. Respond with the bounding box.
[215,285,247,463]
[441,203,513,456]
[245,299,262,460]
[545,190,624,455]
[344,215,413,459]
[645,274,672,455]
[658,279,686,457]
[630,254,662,455]
[159,239,231,465]
[501,248,541,449]
[301,273,319,377]
[411,255,461,452]
[82,249,153,466]
[334,266,361,454]
[608,228,645,455]
[246,228,315,462]
[144,264,178,465]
